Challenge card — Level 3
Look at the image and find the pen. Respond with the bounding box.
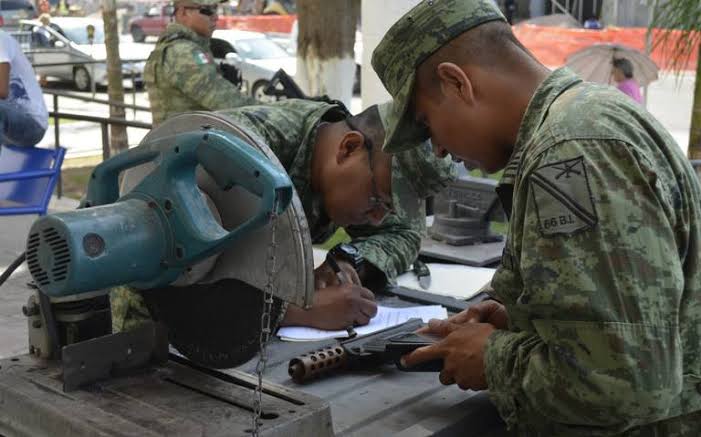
[325,254,357,338]
[325,253,349,284]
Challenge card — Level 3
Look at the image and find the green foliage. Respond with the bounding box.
[648,0,701,73]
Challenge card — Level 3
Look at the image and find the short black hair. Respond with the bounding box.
[346,105,384,153]
[416,20,537,96]
[612,58,634,79]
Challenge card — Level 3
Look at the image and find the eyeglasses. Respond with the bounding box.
[344,118,394,222]
[182,5,217,16]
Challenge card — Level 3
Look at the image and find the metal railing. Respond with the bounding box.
[42,88,153,198]
[43,87,150,118]
[31,58,148,108]
[44,90,153,162]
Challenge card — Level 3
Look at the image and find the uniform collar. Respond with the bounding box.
[498,67,582,188]
[160,22,210,48]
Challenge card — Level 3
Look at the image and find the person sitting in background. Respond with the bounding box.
[0,30,48,147]
[612,57,643,104]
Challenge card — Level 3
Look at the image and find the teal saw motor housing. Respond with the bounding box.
[26,128,293,298]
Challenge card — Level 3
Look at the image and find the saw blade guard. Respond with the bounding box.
[26,128,293,298]
[120,112,315,309]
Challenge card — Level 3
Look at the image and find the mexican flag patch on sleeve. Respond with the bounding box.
[194,50,212,65]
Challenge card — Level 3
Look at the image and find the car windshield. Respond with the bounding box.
[234,38,287,60]
[59,22,105,44]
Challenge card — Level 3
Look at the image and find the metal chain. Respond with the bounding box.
[252,210,278,436]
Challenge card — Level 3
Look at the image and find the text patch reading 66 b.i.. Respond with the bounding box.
[529,156,598,237]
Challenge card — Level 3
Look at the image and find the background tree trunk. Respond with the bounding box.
[296,0,358,108]
[101,0,128,157]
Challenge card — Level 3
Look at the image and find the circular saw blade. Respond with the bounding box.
[140,279,283,368]
[120,112,314,367]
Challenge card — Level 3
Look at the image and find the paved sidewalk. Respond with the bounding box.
[0,196,79,359]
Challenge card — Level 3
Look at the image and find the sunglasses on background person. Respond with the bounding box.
[182,5,218,16]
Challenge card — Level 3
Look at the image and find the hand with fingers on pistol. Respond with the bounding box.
[405,300,509,391]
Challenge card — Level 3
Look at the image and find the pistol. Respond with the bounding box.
[288,318,443,383]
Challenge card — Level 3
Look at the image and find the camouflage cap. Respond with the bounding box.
[378,101,456,199]
[371,0,505,153]
[173,0,224,6]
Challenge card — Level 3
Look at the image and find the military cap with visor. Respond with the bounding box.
[371,0,506,153]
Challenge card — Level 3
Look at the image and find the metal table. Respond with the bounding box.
[234,295,508,436]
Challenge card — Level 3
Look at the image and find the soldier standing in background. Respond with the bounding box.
[143,0,256,125]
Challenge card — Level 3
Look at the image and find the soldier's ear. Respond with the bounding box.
[336,130,364,165]
[436,62,474,106]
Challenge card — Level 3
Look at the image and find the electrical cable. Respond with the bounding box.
[0,251,26,288]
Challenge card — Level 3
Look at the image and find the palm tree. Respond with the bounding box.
[648,0,701,161]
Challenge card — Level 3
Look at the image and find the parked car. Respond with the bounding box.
[19,17,153,91]
[0,0,36,30]
[128,3,173,42]
[211,29,296,101]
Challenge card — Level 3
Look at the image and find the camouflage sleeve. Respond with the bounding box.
[486,139,685,433]
[110,286,153,333]
[162,42,257,110]
[346,166,425,281]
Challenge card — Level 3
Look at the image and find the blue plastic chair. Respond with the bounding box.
[0,145,67,216]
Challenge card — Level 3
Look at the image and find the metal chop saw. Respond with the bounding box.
[0,113,333,437]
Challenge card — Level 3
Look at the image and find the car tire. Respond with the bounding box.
[131,25,145,43]
[251,80,276,103]
[73,67,91,92]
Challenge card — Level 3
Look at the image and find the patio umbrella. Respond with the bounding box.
[565,43,659,87]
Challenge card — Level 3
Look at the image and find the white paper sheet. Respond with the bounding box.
[277,305,447,342]
[313,247,494,300]
[396,263,495,300]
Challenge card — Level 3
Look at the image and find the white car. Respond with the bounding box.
[211,29,296,101]
[19,17,153,91]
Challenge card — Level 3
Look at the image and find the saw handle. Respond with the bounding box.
[185,129,293,262]
[83,129,294,279]
[83,147,160,207]
[195,130,292,217]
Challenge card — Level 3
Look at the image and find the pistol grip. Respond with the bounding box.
[395,358,444,372]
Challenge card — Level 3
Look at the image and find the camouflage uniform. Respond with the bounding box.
[485,68,701,436]
[112,99,455,331]
[216,99,455,279]
[372,0,701,435]
[143,22,256,125]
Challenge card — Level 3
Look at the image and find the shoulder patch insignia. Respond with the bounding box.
[529,156,597,236]
[193,50,212,65]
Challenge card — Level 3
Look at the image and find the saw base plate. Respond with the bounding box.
[0,353,333,437]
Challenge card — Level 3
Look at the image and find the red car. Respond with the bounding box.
[128,3,173,42]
